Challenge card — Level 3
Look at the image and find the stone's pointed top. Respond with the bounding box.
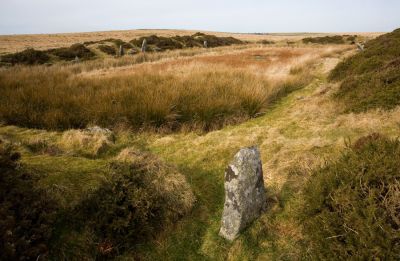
[141,39,147,52]
[219,146,266,241]
[118,45,124,56]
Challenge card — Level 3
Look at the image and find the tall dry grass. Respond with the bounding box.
[0,47,320,132]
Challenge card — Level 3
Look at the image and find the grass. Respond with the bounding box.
[0,47,321,132]
[0,125,195,260]
[330,28,400,112]
[2,39,399,259]
[1,33,244,66]
[2,29,381,55]
[130,49,400,259]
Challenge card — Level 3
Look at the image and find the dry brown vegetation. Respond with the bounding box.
[0,45,344,132]
[0,29,382,54]
[1,29,395,260]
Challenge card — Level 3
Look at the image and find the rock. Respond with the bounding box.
[118,45,124,56]
[219,146,266,241]
[141,39,147,52]
[152,47,162,52]
[128,48,138,55]
[356,42,365,51]
[204,40,208,48]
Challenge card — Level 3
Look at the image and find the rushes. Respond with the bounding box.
[0,48,316,132]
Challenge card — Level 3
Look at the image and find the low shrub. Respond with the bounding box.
[131,35,184,51]
[49,43,95,61]
[330,28,400,112]
[101,38,132,49]
[98,45,116,56]
[76,151,194,258]
[130,33,242,51]
[303,35,345,44]
[0,140,59,260]
[345,35,357,44]
[258,40,275,45]
[301,134,400,260]
[0,48,50,65]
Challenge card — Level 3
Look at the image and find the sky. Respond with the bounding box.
[0,0,399,35]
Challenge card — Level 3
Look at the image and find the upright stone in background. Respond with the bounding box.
[356,42,365,51]
[203,40,208,48]
[141,39,147,52]
[118,45,124,56]
[219,146,266,241]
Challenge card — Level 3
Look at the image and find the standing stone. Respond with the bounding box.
[219,146,266,241]
[118,45,124,56]
[74,56,80,63]
[356,42,365,51]
[203,40,208,48]
[128,48,138,55]
[141,39,147,52]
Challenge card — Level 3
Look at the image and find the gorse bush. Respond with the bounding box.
[0,64,310,131]
[1,48,50,65]
[301,134,400,260]
[330,28,400,112]
[0,140,59,260]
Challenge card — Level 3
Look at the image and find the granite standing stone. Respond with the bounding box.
[118,45,124,56]
[219,146,266,241]
[141,39,147,52]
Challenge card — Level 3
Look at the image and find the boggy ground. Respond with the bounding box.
[1,42,398,259]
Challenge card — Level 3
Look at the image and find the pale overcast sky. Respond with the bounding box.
[0,0,399,35]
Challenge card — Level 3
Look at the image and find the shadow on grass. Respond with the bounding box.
[135,163,229,260]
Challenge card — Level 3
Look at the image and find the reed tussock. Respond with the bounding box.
[0,50,314,131]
